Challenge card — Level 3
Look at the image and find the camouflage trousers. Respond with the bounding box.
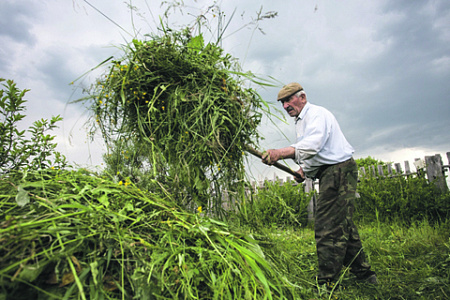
[314,158,375,283]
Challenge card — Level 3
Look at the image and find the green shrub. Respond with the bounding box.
[355,175,450,224]
[0,78,68,176]
[235,180,311,229]
[354,156,449,224]
[355,156,386,170]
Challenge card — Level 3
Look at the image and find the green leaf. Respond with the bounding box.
[16,185,30,207]
[187,34,204,52]
[18,260,50,282]
[98,194,110,207]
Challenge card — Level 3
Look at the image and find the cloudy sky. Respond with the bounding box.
[1,0,449,180]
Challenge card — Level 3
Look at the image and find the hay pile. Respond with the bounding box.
[0,170,292,299]
[87,29,273,207]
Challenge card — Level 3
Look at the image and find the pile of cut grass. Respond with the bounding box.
[0,169,293,299]
[83,28,275,208]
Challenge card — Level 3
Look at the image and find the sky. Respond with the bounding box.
[1,0,449,181]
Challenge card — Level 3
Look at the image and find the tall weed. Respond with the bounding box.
[234,180,311,229]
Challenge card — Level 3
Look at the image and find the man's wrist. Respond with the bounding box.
[280,146,295,160]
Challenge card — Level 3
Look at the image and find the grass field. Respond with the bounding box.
[256,220,450,299]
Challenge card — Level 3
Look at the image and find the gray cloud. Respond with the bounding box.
[0,0,37,44]
[348,1,450,152]
[0,0,39,71]
[0,0,449,173]
[238,1,450,172]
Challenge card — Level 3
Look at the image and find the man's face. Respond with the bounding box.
[281,94,306,118]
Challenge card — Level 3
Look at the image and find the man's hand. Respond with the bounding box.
[261,149,283,165]
[294,167,306,183]
[261,147,295,165]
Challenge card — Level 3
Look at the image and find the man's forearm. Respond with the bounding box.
[277,146,295,159]
[262,146,295,164]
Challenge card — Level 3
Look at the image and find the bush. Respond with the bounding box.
[0,78,68,176]
[235,180,312,229]
[355,175,450,224]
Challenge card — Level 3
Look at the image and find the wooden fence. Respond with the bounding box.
[249,152,450,222]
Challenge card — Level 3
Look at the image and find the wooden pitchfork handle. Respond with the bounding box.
[244,145,302,179]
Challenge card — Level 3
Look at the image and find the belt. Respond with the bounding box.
[314,157,354,180]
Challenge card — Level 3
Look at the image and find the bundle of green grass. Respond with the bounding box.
[86,28,272,207]
[0,169,293,299]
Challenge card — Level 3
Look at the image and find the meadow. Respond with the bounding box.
[247,216,450,299]
[1,168,449,299]
[1,21,449,298]
[232,176,450,300]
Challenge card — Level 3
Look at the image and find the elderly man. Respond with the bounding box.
[262,82,377,286]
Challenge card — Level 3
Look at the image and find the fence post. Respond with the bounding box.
[305,178,316,223]
[377,165,384,177]
[404,161,411,175]
[387,163,393,177]
[359,167,366,177]
[447,152,450,167]
[395,163,402,174]
[425,154,448,193]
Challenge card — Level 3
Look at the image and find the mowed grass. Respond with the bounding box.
[255,220,450,299]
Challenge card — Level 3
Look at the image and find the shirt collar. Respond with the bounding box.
[295,102,311,123]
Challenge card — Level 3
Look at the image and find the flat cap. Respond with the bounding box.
[277,82,303,101]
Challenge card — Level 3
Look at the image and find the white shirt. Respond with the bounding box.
[290,102,354,178]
